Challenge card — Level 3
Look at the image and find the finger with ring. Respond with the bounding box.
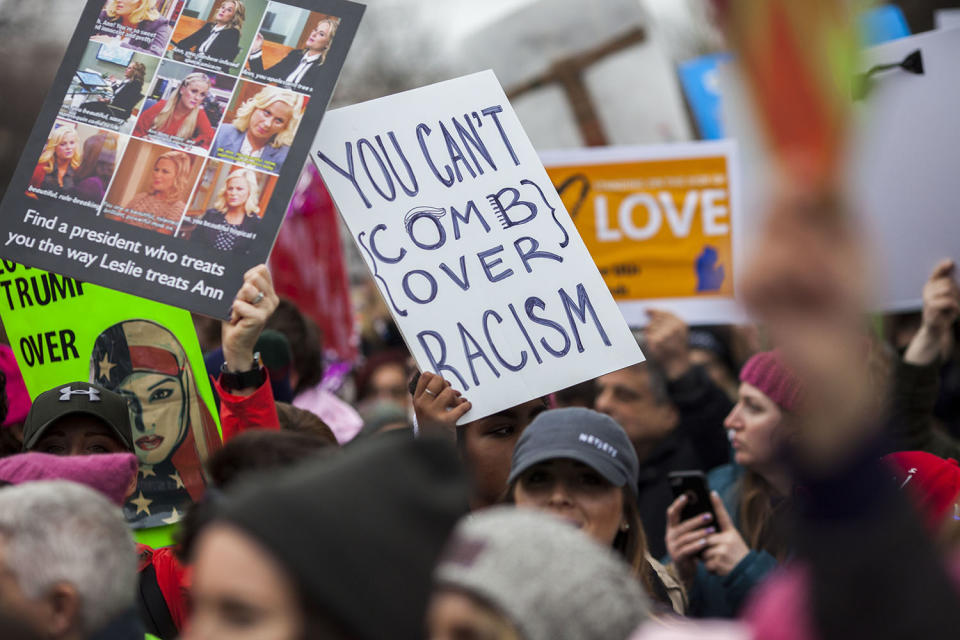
[252,291,265,305]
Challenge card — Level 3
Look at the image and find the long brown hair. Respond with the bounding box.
[612,496,658,598]
[737,470,792,561]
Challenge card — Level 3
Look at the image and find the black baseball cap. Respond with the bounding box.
[508,407,639,496]
[22,382,134,452]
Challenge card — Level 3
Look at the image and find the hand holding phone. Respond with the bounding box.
[668,470,718,524]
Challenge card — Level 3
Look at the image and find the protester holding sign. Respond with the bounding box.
[414,370,548,510]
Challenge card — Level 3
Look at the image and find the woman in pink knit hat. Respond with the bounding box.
[664,349,800,618]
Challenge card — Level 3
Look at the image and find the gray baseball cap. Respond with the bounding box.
[22,382,133,452]
[508,407,639,495]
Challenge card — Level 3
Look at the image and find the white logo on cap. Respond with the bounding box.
[899,467,918,490]
[59,386,100,402]
[578,433,618,458]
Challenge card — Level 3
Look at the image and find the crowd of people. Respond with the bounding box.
[0,245,956,640]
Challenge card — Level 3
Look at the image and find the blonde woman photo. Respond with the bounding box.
[93,0,174,56]
[114,150,193,234]
[211,84,304,173]
[30,125,82,194]
[186,168,262,254]
[171,0,245,73]
[245,16,338,89]
[135,72,215,147]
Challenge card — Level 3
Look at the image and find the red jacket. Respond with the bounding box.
[139,373,279,635]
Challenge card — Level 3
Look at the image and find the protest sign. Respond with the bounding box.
[725,27,960,312]
[541,141,743,326]
[0,0,363,318]
[0,261,220,546]
[312,70,643,422]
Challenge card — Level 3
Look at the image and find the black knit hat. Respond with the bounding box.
[216,432,468,640]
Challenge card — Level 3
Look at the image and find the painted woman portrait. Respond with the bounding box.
[91,319,221,528]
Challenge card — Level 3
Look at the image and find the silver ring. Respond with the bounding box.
[251,291,265,305]
[424,388,437,397]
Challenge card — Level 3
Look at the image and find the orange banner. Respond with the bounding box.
[542,141,740,325]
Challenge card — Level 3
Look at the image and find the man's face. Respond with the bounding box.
[594,366,678,451]
[32,415,128,456]
[459,398,547,510]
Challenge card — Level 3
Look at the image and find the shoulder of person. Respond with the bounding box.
[707,462,744,495]
[139,17,171,31]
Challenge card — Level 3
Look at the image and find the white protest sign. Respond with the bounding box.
[312,70,643,422]
[723,28,960,313]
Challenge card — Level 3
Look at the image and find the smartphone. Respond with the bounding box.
[668,470,717,525]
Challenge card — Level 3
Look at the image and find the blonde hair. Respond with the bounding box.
[213,169,261,216]
[217,0,245,30]
[128,61,147,84]
[152,150,193,202]
[153,72,211,139]
[37,125,82,175]
[232,86,304,148]
[104,0,160,24]
[308,17,339,64]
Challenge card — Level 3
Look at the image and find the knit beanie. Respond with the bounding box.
[436,507,650,640]
[217,432,468,640]
[739,350,802,413]
[884,450,960,531]
[0,452,137,506]
[0,345,30,426]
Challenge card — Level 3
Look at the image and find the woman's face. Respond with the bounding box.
[125,64,136,78]
[460,398,546,509]
[112,0,135,17]
[224,176,250,211]
[178,80,209,112]
[724,382,784,471]
[215,1,236,24]
[151,158,178,194]
[186,525,303,640]
[55,131,77,163]
[248,100,294,145]
[305,21,334,53]
[118,370,188,465]
[514,458,624,546]
[366,363,409,408]
[427,590,517,640]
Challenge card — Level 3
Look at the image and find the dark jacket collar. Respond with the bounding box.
[88,607,145,640]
